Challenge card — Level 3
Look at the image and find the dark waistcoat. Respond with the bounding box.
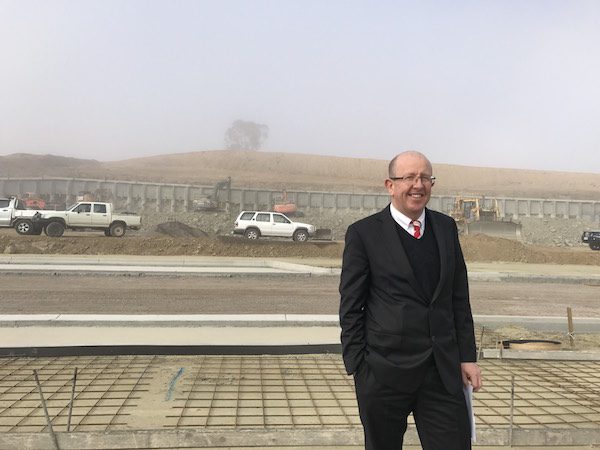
[394,216,440,301]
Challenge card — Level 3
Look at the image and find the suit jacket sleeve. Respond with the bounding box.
[451,220,477,362]
[339,223,370,375]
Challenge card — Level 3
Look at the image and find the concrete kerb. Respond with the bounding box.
[0,254,334,271]
[0,256,337,277]
[469,271,600,285]
[0,255,268,267]
[2,313,599,331]
[2,255,600,282]
[472,314,600,333]
[483,348,600,360]
[0,314,340,327]
[2,427,600,449]
[268,260,338,275]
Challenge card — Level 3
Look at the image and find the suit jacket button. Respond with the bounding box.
[431,336,436,343]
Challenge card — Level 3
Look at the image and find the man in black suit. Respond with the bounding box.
[339,151,481,450]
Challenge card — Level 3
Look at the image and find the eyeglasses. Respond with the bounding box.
[389,175,436,185]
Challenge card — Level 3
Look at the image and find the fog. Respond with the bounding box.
[1,0,599,172]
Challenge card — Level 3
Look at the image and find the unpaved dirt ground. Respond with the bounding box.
[2,229,600,265]
[2,275,598,317]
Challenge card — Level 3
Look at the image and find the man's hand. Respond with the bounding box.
[461,362,482,392]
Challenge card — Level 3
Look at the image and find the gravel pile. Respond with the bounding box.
[155,221,208,238]
[141,210,233,236]
[520,217,599,247]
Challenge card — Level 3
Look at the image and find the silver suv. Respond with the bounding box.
[233,211,316,242]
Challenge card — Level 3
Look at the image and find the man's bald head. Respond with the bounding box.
[385,151,434,219]
[388,151,432,178]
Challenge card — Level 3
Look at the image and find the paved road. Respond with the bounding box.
[2,273,599,316]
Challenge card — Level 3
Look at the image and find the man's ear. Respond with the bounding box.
[384,179,394,194]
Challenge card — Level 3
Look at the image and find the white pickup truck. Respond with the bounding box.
[0,197,43,234]
[30,202,142,237]
[31,202,142,237]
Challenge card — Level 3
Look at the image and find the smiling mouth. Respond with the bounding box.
[409,193,424,198]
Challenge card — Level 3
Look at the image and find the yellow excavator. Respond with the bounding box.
[449,196,522,240]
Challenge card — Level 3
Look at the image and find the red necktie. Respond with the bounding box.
[412,220,421,238]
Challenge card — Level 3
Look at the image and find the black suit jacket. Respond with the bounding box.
[339,206,476,395]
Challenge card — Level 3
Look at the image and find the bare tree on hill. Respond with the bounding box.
[224,120,269,151]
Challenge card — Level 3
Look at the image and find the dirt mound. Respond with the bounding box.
[461,234,600,264]
[1,230,599,264]
[0,232,343,258]
[462,235,538,263]
[155,222,208,238]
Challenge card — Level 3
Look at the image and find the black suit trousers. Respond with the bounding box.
[353,360,471,450]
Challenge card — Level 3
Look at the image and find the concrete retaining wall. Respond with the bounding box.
[1,177,599,220]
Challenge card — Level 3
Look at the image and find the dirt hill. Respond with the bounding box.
[1,150,600,199]
[1,230,599,265]
[0,153,104,178]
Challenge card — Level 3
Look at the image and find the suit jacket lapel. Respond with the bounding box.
[378,206,429,305]
[427,208,448,304]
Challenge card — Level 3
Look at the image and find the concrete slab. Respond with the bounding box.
[0,326,340,347]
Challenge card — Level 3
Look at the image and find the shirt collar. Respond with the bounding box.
[389,204,426,236]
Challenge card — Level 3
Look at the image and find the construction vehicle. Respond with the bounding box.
[21,192,46,210]
[193,178,231,212]
[0,197,42,234]
[273,190,301,216]
[581,231,600,250]
[449,196,522,240]
[76,188,114,203]
[271,189,330,236]
[76,191,96,202]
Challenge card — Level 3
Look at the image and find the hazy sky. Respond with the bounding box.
[1,1,599,172]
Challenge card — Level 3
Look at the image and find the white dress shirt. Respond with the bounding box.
[389,204,426,239]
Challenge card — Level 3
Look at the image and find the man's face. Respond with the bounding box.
[385,154,433,219]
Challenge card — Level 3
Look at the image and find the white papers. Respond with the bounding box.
[463,384,476,443]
